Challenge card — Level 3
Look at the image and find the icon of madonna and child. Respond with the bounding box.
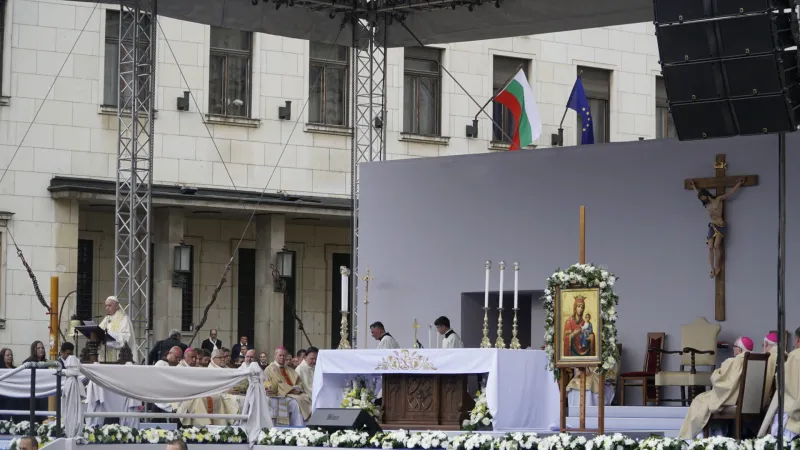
[556,288,602,365]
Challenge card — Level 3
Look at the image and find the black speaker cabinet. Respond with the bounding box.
[654,0,800,140]
[306,408,382,435]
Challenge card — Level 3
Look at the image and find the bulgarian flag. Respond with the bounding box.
[495,69,542,150]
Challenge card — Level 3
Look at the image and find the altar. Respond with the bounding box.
[311,348,559,431]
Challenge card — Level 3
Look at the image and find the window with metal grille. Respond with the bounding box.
[180,245,194,332]
[103,10,152,107]
[76,240,94,321]
[309,42,348,126]
[492,56,530,143]
[0,0,5,90]
[656,77,677,139]
[209,27,252,118]
[576,66,611,144]
[403,47,442,136]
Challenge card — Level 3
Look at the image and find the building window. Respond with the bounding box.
[103,10,152,107]
[656,77,677,139]
[0,0,5,90]
[492,56,530,143]
[209,27,252,118]
[309,42,348,126]
[577,66,611,144]
[180,245,194,332]
[76,240,94,321]
[403,47,442,136]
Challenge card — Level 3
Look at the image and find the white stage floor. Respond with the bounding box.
[566,406,688,437]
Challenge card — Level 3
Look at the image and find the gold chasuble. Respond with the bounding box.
[764,346,779,409]
[207,362,242,425]
[265,362,312,420]
[678,351,747,439]
[173,360,212,426]
[98,309,135,363]
[760,348,800,437]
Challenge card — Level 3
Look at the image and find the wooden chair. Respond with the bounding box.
[654,317,721,405]
[619,332,665,406]
[703,352,770,439]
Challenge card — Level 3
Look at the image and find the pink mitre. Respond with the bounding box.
[765,332,779,345]
[734,336,753,352]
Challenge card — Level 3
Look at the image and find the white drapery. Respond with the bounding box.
[312,348,560,431]
[61,356,85,438]
[0,366,58,398]
[67,360,271,446]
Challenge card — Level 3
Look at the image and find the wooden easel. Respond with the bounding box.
[558,206,605,434]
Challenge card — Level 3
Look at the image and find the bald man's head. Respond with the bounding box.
[166,346,183,365]
[243,349,256,365]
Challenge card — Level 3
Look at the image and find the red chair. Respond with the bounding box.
[619,332,665,406]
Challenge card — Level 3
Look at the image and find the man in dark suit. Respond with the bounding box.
[200,329,222,354]
[231,335,248,360]
[148,329,187,364]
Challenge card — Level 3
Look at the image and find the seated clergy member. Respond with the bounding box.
[265,346,311,426]
[370,322,400,349]
[175,348,212,426]
[295,347,318,391]
[98,296,136,362]
[435,316,463,348]
[678,335,753,439]
[763,332,780,409]
[759,327,800,440]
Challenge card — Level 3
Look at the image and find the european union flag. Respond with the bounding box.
[567,77,594,145]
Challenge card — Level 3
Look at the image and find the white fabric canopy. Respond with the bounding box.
[312,348,559,431]
[0,366,58,398]
[61,356,85,438]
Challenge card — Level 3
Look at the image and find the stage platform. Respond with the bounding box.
[566,406,688,437]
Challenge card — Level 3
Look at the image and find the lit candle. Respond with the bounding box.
[340,266,350,311]
[514,262,519,309]
[498,261,505,309]
[484,261,492,308]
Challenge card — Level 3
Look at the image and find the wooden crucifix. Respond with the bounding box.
[684,154,758,321]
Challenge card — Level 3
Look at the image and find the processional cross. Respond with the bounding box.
[683,154,758,321]
[360,269,375,348]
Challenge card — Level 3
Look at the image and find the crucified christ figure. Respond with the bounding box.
[690,178,745,278]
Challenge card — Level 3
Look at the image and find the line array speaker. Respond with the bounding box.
[653,0,800,140]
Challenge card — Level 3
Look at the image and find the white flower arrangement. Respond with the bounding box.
[341,376,381,419]
[139,428,179,444]
[258,427,329,447]
[0,419,13,435]
[638,436,687,450]
[586,433,639,450]
[688,437,746,450]
[497,432,540,450]
[448,432,495,450]
[369,430,411,449]
[407,431,449,449]
[542,263,620,379]
[330,429,371,448]
[10,421,34,437]
[462,387,492,431]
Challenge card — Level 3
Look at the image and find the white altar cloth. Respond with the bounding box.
[312,348,559,431]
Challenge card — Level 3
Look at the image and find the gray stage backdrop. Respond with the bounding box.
[359,132,800,402]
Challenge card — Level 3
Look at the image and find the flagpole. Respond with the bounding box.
[473,63,525,121]
[557,70,583,147]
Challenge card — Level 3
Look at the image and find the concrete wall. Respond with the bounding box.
[359,134,800,380]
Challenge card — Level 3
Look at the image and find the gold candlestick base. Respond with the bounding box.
[480,307,492,348]
[338,311,351,349]
[495,308,506,348]
[509,308,521,349]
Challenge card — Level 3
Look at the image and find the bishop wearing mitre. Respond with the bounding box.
[435,316,463,348]
[265,347,311,425]
[759,328,800,440]
[98,296,136,363]
[678,336,753,439]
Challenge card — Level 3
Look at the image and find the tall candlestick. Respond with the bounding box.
[428,324,432,349]
[498,261,505,309]
[484,261,492,308]
[340,266,350,312]
[513,262,519,309]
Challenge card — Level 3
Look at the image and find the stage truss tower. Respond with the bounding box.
[114,0,156,364]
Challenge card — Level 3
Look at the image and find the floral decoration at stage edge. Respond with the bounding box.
[341,375,382,418]
[542,263,619,379]
[462,386,493,431]
[374,349,437,371]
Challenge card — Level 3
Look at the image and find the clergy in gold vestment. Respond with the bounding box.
[98,296,136,363]
[207,349,246,425]
[678,340,750,439]
[762,333,780,410]
[295,347,318,392]
[265,347,312,425]
[173,349,213,426]
[759,330,800,439]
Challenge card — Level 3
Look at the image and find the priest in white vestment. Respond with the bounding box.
[678,336,752,439]
[435,316,463,348]
[264,347,309,426]
[370,322,400,349]
[173,348,213,426]
[98,296,135,363]
[295,347,317,391]
[759,328,800,440]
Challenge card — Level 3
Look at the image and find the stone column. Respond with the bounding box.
[254,214,285,353]
[152,208,185,341]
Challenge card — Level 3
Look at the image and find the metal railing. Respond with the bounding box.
[0,361,62,436]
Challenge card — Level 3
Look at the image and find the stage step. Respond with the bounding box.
[568,406,688,419]
[565,417,682,437]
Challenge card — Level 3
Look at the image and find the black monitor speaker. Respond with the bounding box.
[654,0,800,140]
[306,408,382,435]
